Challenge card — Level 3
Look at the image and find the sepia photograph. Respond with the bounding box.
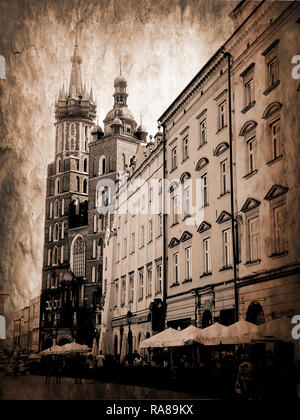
[0,0,299,404]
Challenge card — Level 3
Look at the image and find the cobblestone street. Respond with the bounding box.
[0,374,209,400]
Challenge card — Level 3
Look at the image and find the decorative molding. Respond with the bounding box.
[180,126,189,136]
[240,63,255,78]
[180,172,191,184]
[180,231,193,242]
[196,109,207,120]
[264,185,289,201]
[168,238,180,248]
[168,180,179,193]
[240,198,261,213]
[195,158,209,171]
[197,221,212,234]
[214,89,227,102]
[262,101,283,119]
[214,142,229,157]
[261,39,280,56]
[216,210,232,224]
[239,120,257,136]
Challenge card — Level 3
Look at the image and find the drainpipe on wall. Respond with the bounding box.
[222,49,239,322]
[161,123,168,308]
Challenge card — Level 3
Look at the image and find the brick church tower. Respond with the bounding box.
[87,68,145,331]
[40,37,96,350]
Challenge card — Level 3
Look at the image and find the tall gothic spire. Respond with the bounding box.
[68,28,83,98]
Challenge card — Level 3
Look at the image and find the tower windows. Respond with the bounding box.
[76,176,80,192]
[49,202,53,219]
[56,158,61,174]
[55,178,60,195]
[53,223,59,241]
[92,266,96,283]
[71,235,86,277]
[83,178,88,194]
[99,156,106,175]
[54,199,60,218]
[83,158,88,173]
[48,225,52,242]
[52,246,58,266]
[92,239,96,259]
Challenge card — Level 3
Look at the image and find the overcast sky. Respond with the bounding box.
[0,0,238,312]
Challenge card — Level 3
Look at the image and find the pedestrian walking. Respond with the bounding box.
[74,353,83,384]
[235,354,257,400]
[45,356,53,385]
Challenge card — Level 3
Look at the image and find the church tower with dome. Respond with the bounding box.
[86,69,146,325]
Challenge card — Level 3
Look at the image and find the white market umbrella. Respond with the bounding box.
[198,322,228,346]
[40,345,63,355]
[252,316,294,343]
[140,328,184,348]
[59,342,90,354]
[179,325,203,344]
[220,320,258,345]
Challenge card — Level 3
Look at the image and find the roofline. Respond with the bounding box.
[158,0,266,124]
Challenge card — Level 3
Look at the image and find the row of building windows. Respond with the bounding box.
[47,245,64,266]
[116,214,163,262]
[114,261,163,308]
[55,157,88,175]
[49,199,64,219]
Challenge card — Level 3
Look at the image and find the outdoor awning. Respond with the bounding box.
[220,320,258,345]
[179,325,203,344]
[40,342,89,355]
[252,316,294,343]
[140,328,184,348]
[197,322,228,346]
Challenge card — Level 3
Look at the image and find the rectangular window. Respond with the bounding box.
[173,253,179,284]
[138,270,144,300]
[156,263,162,294]
[131,232,135,253]
[273,204,287,254]
[245,78,254,106]
[158,213,163,237]
[128,274,134,304]
[219,100,226,130]
[201,173,208,207]
[140,225,145,247]
[115,280,119,307]
[248,216,260,262]
[148,219,153,242]
[223,229,231,268]
[147,266,152,297]
[203,238,211,274]
[183,136,189,160]
[173,195,179,225]
[116,243,120,263]
[121,276,126,306]
[185,247,192,279]
[270,119,280,160]
[171,147,177,170]
[220,159,228,195]
[184,186,191,216]
[247,137,256,174]
[268,57,278,87]
[200,119,207,146]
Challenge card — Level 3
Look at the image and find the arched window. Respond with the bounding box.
[83,178,88,194]
[49,202,53,219]
[54,199,60,218]
[246,301,265,325]
[92,266,96,283]
[71,235,86,277]
[92,239,96,259]
[48,249,51,266]
[53,223,59,241]
[76,176,80,192]
[83,158,88,173]
[46,273,51,289]
[98,238,103,259]
[61,199,64,216]
[202,310,212,328]
[93,214,98,233]
[85,126,88,151]
[99,156,106,175]
[61,222,64,239]
[52,246,58,266]
[48,225,52,242]
[55,178,60,195]
[74,198,79,216]
[56,158,61,174]
[60,246,64,263]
